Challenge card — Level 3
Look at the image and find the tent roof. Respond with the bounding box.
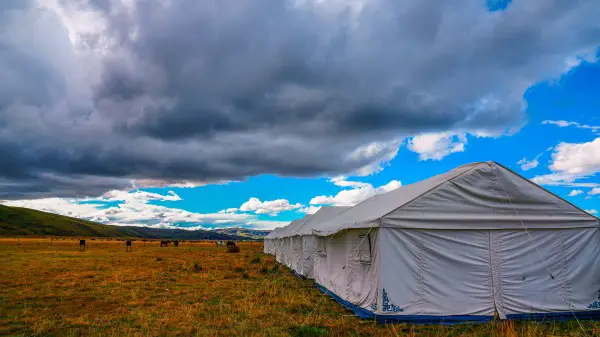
[292,206,351,236]
[313,161,598,235]
[269,215,312,239]
[264,226,283,239]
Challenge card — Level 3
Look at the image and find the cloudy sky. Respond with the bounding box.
[1,0,599,230]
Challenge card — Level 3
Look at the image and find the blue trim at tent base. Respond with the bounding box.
[291,269,307,279]
[315,284,493,325]
[507,311,600,321]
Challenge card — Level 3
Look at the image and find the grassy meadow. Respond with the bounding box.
[0,238,598,337]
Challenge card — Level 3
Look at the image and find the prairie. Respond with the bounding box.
[0,238,598,336]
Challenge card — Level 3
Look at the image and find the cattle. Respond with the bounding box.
[226,241,240,253]
[79,239,86,252]
[173,240,179,247]
[126,240,132,252]
[160,240,171,247]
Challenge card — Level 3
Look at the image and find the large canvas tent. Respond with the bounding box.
[267,161,600,323]
[290,206,350,278]
[266,215,311,267]
[264,206,350,278]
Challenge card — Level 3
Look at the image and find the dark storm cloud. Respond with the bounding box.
[1,0,599,198]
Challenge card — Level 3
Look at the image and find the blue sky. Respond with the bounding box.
[1,0,599,229]
[124,57,600,227]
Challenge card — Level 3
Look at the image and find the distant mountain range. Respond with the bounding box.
[215,228,271,240]
[0,204,249,240]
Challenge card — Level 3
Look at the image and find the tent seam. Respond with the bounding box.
[487,230,497,317]
[416,230,426,314]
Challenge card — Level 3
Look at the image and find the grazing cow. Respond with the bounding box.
[226,241,240,253]
[160,240,170,247]
[173,240,179,247]
[126,240,132,252]
[79,239,86,252]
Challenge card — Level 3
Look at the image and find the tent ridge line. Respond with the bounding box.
[376,224,597,230]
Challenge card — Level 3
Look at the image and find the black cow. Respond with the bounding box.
[79,239,86,252]
[173,240,179,247]
[160,240,170,247]
[126,240,132,252]
[226,241,236,248]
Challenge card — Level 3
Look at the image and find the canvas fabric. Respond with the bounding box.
[313,162,597,236]
[300,235,317,278]
[369,227,600,318]
[313,228,379,310]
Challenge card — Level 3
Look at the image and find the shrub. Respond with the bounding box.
[156,257,163,262]
[250,255,261,264]
[193,262,202,273]
[242,272,250,279]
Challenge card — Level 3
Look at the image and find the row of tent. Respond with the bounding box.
[264,161,600,324]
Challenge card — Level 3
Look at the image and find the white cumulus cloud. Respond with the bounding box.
[239,197,302,215]
[568,189,584,197]
[299,205,322,214]
[550,138,600,175]
[531,137,600,187]
[310,178,401,207]
[517,154,541,171]
[407,132,467,161]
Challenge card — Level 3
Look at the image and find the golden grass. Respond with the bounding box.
[0,238,598,336]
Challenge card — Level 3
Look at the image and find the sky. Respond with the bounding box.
[0,0,599,230]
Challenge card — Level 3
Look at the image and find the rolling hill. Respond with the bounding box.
[0,204,243,240]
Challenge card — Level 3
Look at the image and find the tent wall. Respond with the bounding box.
[376,227,600,321]
[314,229,379,311]
[283,237,292,266]
[300,235,316,278]
[378,228,495,319]
[493,227,600,318]
[291,236,304,274]
[276,238,285,263]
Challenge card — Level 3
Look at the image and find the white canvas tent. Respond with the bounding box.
[264,206,350,278]
[266,215,312,266]
[290,206,350,278]
[300,161,599,323]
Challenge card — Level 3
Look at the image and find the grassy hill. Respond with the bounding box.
[0,204,242,240]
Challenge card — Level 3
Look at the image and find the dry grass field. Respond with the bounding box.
[0,238,598,337]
